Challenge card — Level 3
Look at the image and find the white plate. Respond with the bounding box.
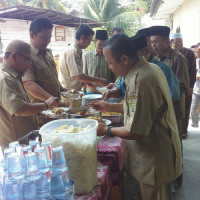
[82,94,102,100]
[61,91,80,99]
[103,119,111,126]
[41,107,69,118]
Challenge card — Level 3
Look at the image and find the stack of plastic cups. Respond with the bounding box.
[3,176,22,200]
[23,152,41,200]
[35,147,51,199]
[51,146,71,200]
[3,150,24,200]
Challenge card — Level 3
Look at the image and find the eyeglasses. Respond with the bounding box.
[17,53,31,62]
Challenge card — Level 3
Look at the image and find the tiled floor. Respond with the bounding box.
[174,121,200,200]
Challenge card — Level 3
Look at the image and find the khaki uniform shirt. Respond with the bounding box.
[124,58,182,186]
[180,47,196,88]
[83,49,116,93]
[156,47,190,93]
[59,43,84,90]
[22,42,61,103]
[0,64,37,148]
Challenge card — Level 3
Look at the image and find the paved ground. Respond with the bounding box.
[174,121,200,200]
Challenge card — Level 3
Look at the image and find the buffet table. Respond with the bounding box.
[74,136,126,200]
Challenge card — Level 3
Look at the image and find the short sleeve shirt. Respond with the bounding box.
[0,64,37,148]
[124,57,182,185]
[59,43,84,90]
[22,42,61,103]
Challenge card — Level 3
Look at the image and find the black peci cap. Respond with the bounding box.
[130,34,147,51]
[149,26,170,37]
[136,27,151,37]
[95,30,108,40]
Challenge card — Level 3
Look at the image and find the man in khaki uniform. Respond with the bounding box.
[93,34,182,200]
[59,24,108,91]
[0,40,57,148]
[170,33,196,138]
[22,18,65,126]
[150,26,190,141]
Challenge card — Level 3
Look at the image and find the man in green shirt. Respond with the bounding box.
[83,30,116,93]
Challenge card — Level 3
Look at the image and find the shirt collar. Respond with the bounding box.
[74,43,82,55]
[157,46,172,60]
[93,49,103,56]
[1,63,21,78]
[29,42,48,55]
[125,57,147,85]
[150,55,156,63]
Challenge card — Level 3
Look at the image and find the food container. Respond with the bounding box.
[39,119,98,195]
[102,112,123,123]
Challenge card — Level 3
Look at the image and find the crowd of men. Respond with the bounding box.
[0,16,199,200]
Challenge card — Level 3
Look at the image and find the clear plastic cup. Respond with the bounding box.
[22,180,38,200]
[7,153,24,180]
[36,173,50,199]
[3,176,22,200]
[62,169,70,190]
[9,141,21,156]
[3,148,15,172]
[67,180,74,200]
[35,147,49,173]
[21,146,31,156]
[20,146,31,173]
[24,153,41,181]
[41,142,52,167]
[52,146,67,173]
[29,140,39,152]
[50,172,67,199]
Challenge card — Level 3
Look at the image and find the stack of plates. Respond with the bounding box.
[82,94,102,106]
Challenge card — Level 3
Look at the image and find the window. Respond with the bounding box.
[55,26,66,41]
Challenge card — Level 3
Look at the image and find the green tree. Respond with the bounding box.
[83,0,147,36]
[26,0,67,12]
[0,0,67,13]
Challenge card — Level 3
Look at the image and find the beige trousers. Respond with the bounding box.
[139,182,172,200]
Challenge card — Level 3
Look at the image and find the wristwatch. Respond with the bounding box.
[106,126,114,137]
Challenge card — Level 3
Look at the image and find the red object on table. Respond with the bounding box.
[74,136,126,200]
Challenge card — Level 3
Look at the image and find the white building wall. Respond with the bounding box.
[0,18,76,57]
[172,0,200,48]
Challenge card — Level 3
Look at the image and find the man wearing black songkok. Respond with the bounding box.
[150,25,190,187]
[83,30,116,93]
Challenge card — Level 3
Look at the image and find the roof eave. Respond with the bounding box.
[150,0,163,18]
